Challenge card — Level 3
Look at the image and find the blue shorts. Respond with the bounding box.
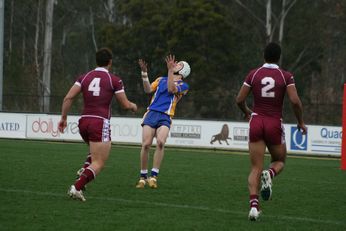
[142,110,171,129]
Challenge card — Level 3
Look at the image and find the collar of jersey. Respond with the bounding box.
[262,63,279,69]
[94,67,109,72]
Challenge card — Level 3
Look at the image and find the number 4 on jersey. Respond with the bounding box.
[88,78,101,96]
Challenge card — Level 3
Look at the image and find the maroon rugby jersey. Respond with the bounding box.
[244,63,295,118]
[75,67,124,119]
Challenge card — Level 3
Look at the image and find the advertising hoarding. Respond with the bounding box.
[0,113,340,157]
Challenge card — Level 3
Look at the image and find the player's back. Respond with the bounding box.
[245,64,294,118]
[76,67,124,119]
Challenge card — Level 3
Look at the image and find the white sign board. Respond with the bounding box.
[0,113,341,157]
[286,124,341,155]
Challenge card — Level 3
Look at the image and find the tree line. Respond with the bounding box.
[3,0,346,125]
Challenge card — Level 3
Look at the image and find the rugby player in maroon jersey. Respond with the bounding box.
[236,42,307,220]
[58,48,137,201]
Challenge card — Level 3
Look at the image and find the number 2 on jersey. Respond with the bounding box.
[88,78,101,96]
[261,77,275,98]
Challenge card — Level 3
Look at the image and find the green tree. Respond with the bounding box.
[98,0,240,118]
[3,0,346,125]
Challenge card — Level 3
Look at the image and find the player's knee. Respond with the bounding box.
[89,161,104,174]
[156,138,166,149]
[142,142,151,151]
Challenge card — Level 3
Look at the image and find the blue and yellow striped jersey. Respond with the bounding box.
[148,76,189,117]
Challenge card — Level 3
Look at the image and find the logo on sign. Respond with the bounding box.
[233,127,248,142]
[210,124,232,145]
[290,127,307,150]
[170,124,201,139]
[32,118,60,137]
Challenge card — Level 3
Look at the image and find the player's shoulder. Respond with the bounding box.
[109,73,124,87]
[245,67,262,81]
[278,67,293,77]
[80,69,95,78]
[109,72,122,80]
[76,70,94,83]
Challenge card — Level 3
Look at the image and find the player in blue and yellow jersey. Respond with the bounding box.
[136,55,190,189]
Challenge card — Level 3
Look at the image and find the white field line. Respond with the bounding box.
[0,188,344,226]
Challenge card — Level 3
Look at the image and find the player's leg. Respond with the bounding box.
[260,117,286,201]
[75,118,92,179]
[89,141,112,174]
[248,140,266,220]
[248,141,266,195]
[76,152,92,182]
[148,125,170,189]
[140,125,156,176]
[75,152,91,191]
[69,142,111,201]
[69,118,110,201]
[247,115,265,220]
[74,141,111,190]
[83,153,92,169]
[259,144,286,202]
[267,144,287,177]
[136,125,155,188]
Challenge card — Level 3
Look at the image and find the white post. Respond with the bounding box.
[266,0,272,42]
[42,0,54,112]
[0,0,4,111]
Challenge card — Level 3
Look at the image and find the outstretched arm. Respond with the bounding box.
[138,59,152,94]
[115,92,137,112]
[58,85,81,133]
[287,85,307,134]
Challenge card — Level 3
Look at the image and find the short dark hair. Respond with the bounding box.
[96,48,113,67]
[264,42,281,63]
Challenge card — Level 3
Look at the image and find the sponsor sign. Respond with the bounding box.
[290,126,308,151]
[209,123,232,145]
[170,124,201,138]
[233,127,249,142]
[167,120,203,146]
[0,113,26,138]
[0,113,341,156]
[26,114,80,140]
[309,126,341,154]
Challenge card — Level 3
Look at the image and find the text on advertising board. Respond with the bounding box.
[31,118,79,137]
[0,122,20,131]
[170,124,201,138]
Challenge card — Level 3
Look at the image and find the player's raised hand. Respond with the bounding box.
[165,54,177,71]
[138,59,148,72]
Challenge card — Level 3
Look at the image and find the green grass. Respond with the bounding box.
[1,139,346,231]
